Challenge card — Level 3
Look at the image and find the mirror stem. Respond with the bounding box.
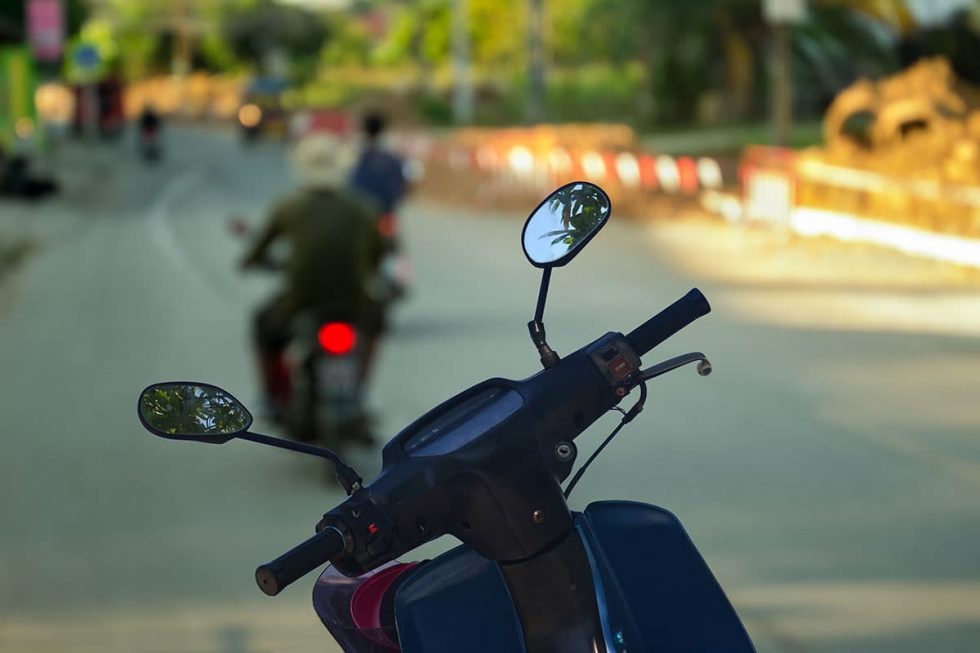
[238,431,363,494]
[529,268,560,369]
[533,268,551,324]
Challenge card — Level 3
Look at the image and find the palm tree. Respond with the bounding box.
[537,183,608,249]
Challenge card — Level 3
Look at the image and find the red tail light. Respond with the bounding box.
[318,322,357,355]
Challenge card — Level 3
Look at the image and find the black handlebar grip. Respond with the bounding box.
[626,288,711,358]
[255,526,346,597]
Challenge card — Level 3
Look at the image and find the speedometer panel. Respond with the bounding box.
[402,387,524,457]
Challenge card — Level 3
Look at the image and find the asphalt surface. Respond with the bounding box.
[1,126,979,653]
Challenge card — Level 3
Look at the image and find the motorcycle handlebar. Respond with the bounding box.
[626,289,711,358]
[254,290,711,590]
[255,526,346,597]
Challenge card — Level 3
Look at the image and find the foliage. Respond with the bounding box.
[320,13,373,67]
[373,0,449,69]
[542,183,608,248]
[543,64,646,123]
[468,0,525,69]
[415,91,454,125]
[374,0,524,71]
[901,11,980,85]
[223,0,327,66]
[63,0,980,127]
[794,3,902,111]
[74,0,327,81]
[140,384,249,437]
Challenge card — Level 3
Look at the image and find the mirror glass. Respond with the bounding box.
[522,182,611,267]
[138,382,252,441]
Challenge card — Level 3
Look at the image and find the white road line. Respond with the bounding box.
[146,168,243,309]
[147,169,206,273]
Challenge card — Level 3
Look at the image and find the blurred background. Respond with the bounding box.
[2,0,980,651]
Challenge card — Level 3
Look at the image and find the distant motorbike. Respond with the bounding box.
[139,125,161,163]
[143,183,755,653]
[281,307,370,447]
[231,217,374,448]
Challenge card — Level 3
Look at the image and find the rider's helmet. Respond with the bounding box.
[292,133,355,189]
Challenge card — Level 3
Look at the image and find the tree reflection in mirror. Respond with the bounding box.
[139,382,252,439]
[523,182,610,266]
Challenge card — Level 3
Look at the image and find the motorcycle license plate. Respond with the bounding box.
[317,356,360,397]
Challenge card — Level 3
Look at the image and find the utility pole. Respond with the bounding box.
[763,0,804,147]
[172,0,192,78]
[170,0,193,118]
[526,0,545,123]
[451,0,474,124]
[771,21,791,146]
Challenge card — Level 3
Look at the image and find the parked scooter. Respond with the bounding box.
[140,182,755,652]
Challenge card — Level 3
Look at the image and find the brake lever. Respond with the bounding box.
[638,352,712,382]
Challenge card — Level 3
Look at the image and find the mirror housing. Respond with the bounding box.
[136,383,364,493]
[521,182,612,368]
[521,181,611,268]
[137,382,253,444]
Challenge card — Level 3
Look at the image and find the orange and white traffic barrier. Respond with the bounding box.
[580,150,607,181]
[426,136,727,199]
[614,152,641,188]
[655,156,680,193]
[697,157,724,190]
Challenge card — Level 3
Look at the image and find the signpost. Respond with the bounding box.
[67,42,104,138]
[68,42,103,83]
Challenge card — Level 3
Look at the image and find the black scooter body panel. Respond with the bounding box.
[394,500,755,653]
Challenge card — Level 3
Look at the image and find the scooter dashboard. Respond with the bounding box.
[400,385,524,457]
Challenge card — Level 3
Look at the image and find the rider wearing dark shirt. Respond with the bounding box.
[139,105,161,134]
[349,111,407,214]
[242,134,382,416]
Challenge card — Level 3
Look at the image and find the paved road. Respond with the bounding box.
[1,127,979,653]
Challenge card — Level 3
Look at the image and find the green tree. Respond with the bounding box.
[543,183,608,247]
[222,0,328,79]
[320,12,373,67]
[140,384,249,436]
[78,0,329,80]
[375,0,526,72]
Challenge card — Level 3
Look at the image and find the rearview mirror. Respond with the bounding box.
[138,382,252,444]
[522,181,611,268]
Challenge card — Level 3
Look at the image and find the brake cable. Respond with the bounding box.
[563,353,712,499]
[563,382,648,499]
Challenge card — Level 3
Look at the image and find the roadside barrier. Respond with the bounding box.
[734,145,980,268]
[421,140,726,203]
